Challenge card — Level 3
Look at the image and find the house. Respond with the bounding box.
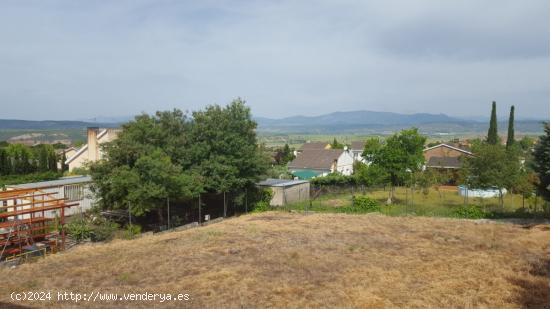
[256,179,310,206]
[288,149,354,179]
[350,141,366,162]
[299,142,332,151]
[62,147,77,159]
[4,175,94,219]
[423,143,474,183]
[65,127,120,171]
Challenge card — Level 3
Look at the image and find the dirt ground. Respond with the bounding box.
[1,212,549,308]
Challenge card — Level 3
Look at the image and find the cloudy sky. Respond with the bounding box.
[1,0,549,120]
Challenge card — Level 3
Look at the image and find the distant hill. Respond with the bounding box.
[255,111,545,134]
[1,110,545,135]
[0,119,119,130]
[256,111,465,127]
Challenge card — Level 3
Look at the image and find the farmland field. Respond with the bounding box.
[1,212,549,308]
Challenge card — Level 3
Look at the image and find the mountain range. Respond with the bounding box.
[0,110,546,134]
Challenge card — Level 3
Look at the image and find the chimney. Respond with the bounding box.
[87,127,99,162]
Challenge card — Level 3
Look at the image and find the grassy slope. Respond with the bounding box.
[1,212,549,308]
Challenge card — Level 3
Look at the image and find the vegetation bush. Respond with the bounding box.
[311,173,355,186]
[252,188,273,212]
[121,224,142,240]
[65,216,119,242]
[347,195,380,213]
[453,205,486,219]
[90,220,119,242]
[0,171,61,187]
[65,217,93,242]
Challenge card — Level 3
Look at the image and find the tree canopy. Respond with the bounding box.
[533,122,550,200]
[89,99,268,217]
[362,128,426,203]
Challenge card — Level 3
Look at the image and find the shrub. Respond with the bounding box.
[65,216,119,242]
[252,188,273,212]
[121,224,142,240]
[65,217,93,242]
[453,205,486,219]
[311,173,355,186]
[90,220,119,242]
[348,195,380,213]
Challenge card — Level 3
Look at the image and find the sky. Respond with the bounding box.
[0,0,549,120]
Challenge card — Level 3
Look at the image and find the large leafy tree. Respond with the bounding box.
[90,99,268,219]
[487,101,500,145]
[362,128,426,204]
[461,143,521,207]
[185,99,268,193]
[533,122,550,200]
[90,110,201,219]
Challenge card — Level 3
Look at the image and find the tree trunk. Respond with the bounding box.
[157,207,164,227]
[386,186,394,205]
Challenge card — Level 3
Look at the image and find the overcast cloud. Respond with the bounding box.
[0,0,549,120]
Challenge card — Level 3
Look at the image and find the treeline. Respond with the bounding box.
[0,143,61,175]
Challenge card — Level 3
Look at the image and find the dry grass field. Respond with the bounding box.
[1,212,549,308]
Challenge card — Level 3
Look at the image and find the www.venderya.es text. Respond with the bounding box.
[10,291,190,303]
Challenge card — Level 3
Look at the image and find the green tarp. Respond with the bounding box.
[292,169,323,180]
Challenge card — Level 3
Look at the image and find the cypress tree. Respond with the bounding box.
[0,148,9,175]
[487,101,499,145]
[506,105,515,149]
[61,151,68,172]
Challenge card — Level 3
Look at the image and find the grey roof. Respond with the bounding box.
[426,156,462,169]
[257,178,309,187]
[288,149,344,170]
[9,176,92,189]
[350,141,365,151]
[299,142,330,151]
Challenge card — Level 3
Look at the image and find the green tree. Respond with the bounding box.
[462,143,520,208]
[281,143,295,164]
[506,105,515,149]
[361,137,383,162]
[61,151,68,172]
[0,148,11,175]
[519,136,535,152]
[6,144,35,174]
[90,109,200,219]
[487,101,500,145]
[353,162,388,187]
[186,99,268,193]
[90,99,268,220]
[532,122,550,201]
[331,138,344,149]
[363,129,426,204]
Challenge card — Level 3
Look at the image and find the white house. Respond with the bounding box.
[288,149,354,179]
[350,141,366,162]
[66,127,120,171]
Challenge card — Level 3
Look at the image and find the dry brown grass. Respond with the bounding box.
[1,212,549,308]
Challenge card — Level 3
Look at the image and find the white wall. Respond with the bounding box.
[335,151,354,175]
